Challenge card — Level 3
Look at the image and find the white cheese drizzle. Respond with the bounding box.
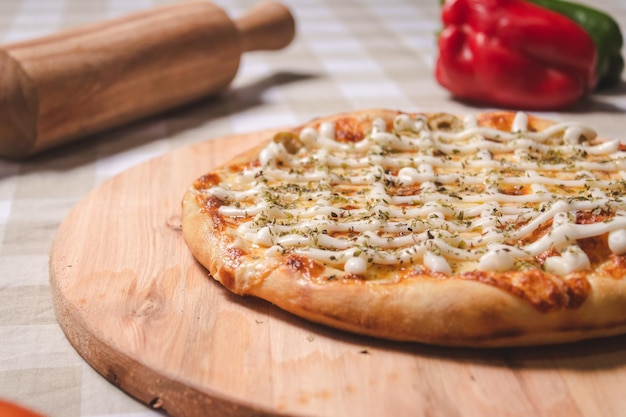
[203,112,626,276]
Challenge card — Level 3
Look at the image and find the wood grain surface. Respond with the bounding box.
[49,129,626,417]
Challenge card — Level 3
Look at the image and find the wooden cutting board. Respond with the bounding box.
[50,129,626,417]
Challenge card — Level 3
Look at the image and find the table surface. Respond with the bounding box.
[2,0,626,416]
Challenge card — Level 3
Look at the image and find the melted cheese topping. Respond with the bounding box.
[203,113,626,276]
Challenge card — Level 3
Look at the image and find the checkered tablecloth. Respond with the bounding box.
[2,0,626,416]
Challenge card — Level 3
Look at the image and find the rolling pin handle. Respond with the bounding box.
[235,1,296,52]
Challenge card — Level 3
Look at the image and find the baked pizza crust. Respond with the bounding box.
[182,109,626,347]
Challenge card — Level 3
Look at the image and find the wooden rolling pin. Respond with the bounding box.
[0,1,295,159]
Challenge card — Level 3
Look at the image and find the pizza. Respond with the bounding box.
[181,109,626,347]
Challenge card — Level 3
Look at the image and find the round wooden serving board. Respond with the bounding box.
[50,129,626,417]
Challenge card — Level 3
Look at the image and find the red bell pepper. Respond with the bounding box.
[435,0,598,110]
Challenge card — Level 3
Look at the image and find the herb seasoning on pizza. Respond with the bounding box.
[182,109,626,347]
